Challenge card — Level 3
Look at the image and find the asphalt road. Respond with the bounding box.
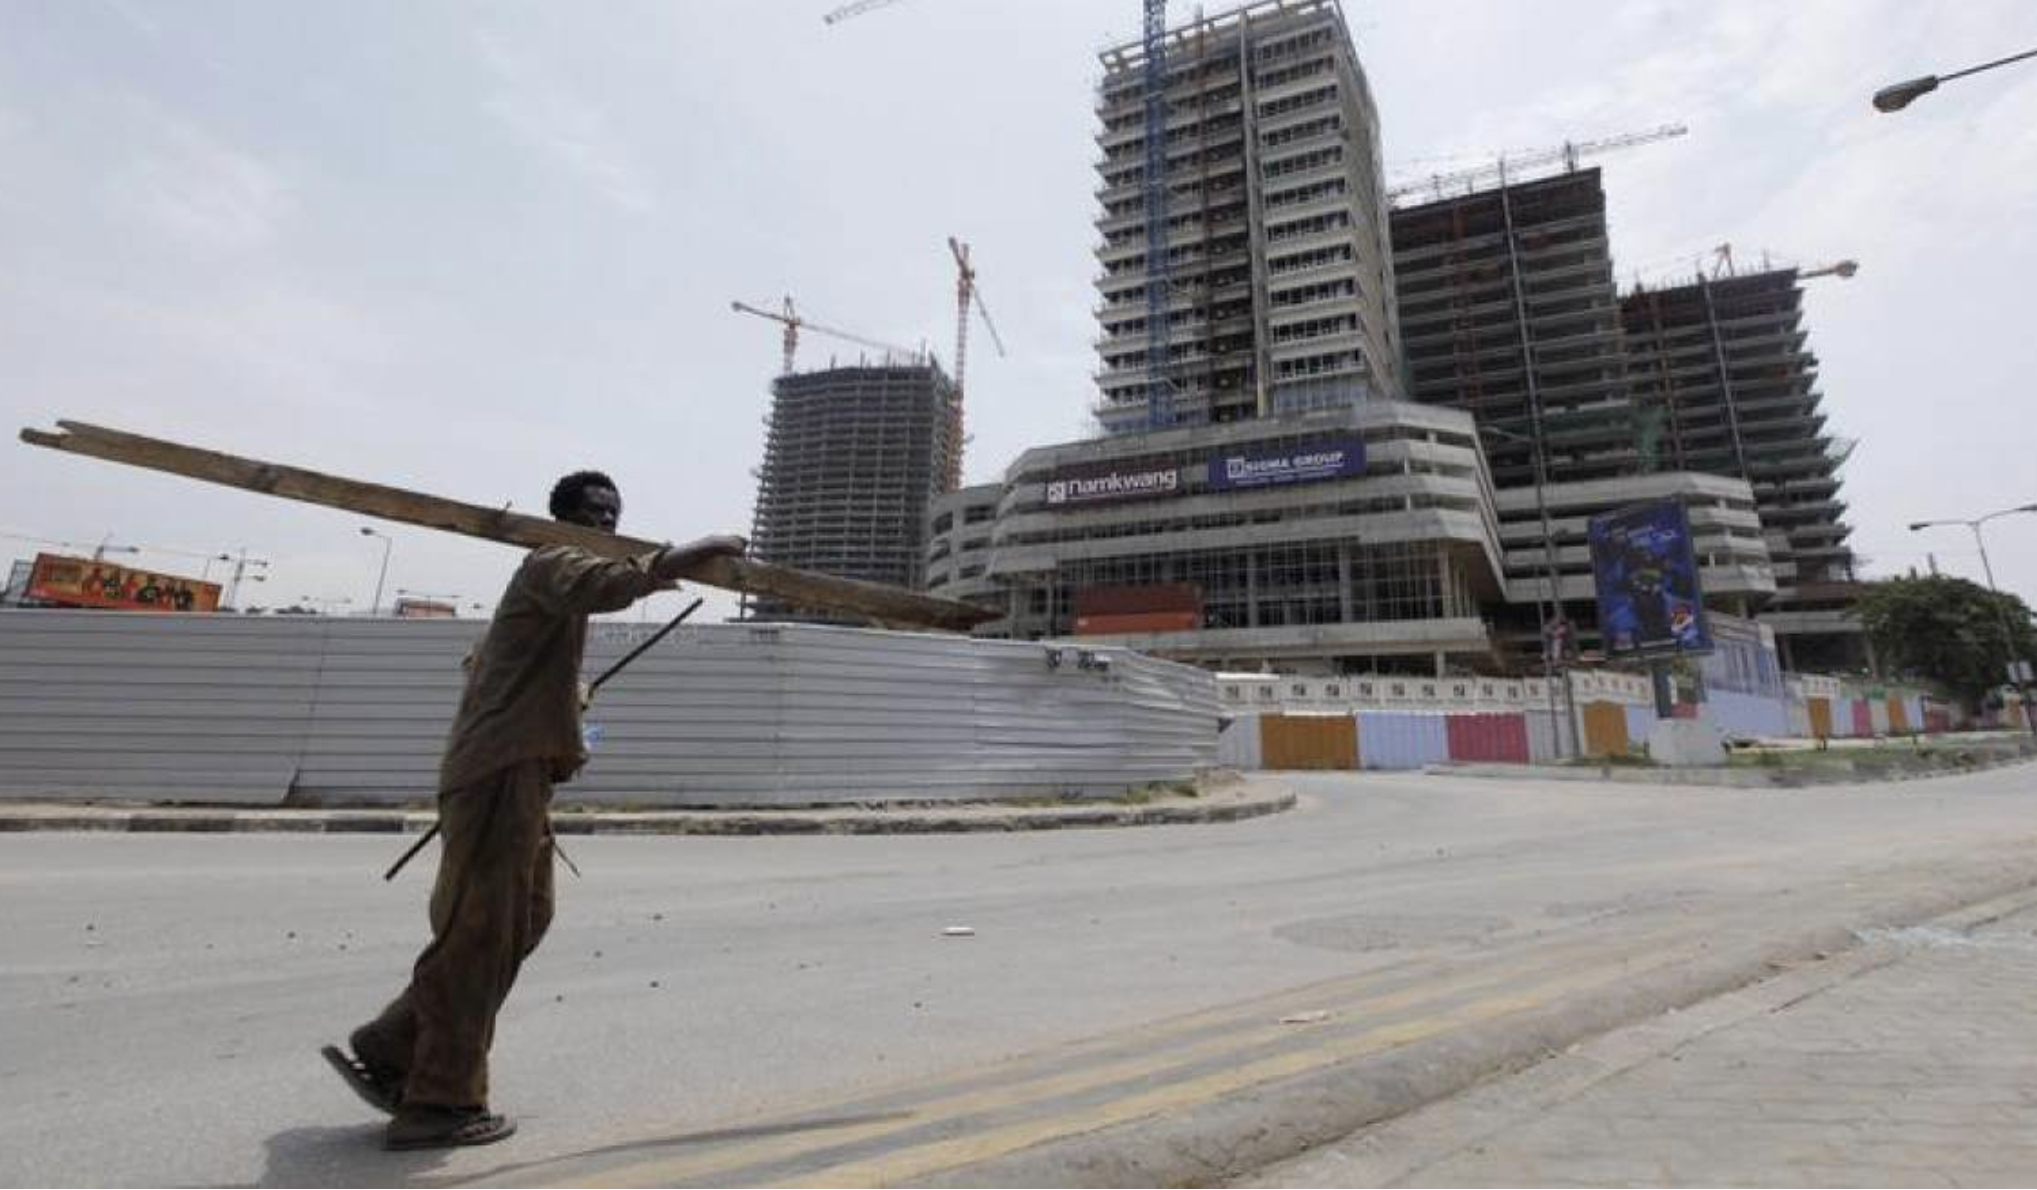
[6,767,2037,1188]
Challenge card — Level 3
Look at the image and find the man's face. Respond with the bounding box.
[564,485,621,533]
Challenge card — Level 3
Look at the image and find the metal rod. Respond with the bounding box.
[384,598,707,881]
[1940,47,2037,83]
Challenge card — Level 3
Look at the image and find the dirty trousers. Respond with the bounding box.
[353,761,556,1109]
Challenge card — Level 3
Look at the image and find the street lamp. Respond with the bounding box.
[1909,503,2037,730]
[360,527,393,616]
[1874,47,2037,112]
[1480,423,1576,758]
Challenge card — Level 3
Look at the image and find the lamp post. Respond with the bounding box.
[360,527,393,616]
[1481,424,1576,758]
[1909,503,2037,731]
[1874,47,2037,112]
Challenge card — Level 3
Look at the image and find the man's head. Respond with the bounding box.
[550,470,622,533]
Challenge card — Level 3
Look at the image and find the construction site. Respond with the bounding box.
[911,0,1877,692]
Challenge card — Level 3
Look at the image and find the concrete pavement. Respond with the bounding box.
[1248,889,2037,1187]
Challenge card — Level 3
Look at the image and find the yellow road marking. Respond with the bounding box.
[559,926,1705,1189]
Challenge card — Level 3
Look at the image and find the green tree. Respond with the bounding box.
[1855,575,2037,706]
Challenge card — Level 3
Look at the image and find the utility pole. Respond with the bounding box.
[226,548,270,609]
[1482,424,1576,759]
[1910,505,2037,732]
[359,527,393,616]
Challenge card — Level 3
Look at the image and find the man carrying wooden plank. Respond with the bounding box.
[322,469,745,1151]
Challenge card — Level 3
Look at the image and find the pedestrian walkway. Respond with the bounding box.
[1247,892,2037,1187]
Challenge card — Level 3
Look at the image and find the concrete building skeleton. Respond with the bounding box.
[748,359,961,623]
[1390,168,1860,669]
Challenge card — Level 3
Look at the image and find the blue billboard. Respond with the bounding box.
[1206,436,1366,492]
[1588,500,1713,660]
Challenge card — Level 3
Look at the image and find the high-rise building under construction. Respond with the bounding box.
[749,359,960,623]
[1092,0,1401,433]
[1622,267,1861,671]
[1389,168,1861,669]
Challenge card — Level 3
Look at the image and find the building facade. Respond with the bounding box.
[748,360,960,622]
[1093,0,1401,433]
[928,401,1508,674]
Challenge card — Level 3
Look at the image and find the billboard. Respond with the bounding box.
[1587,501,1711,659]
[24,553,223,613]
[1043,464,1179,508]
[1206,435,1366,491]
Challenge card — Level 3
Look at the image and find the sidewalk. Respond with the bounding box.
[0,775,1292,836]
[1247,891,2037,1188]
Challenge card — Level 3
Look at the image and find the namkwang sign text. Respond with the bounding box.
[1044,466,1180,507]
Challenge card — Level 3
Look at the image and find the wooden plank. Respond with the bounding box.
[19,420,995,631]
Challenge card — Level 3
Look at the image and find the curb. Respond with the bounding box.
[924,862,2037,1189]
[0,783,1296,837]
[1427,746,2037,788]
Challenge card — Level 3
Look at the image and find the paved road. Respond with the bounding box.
[5,768,2037,1187]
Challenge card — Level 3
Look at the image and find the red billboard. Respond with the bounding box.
[25,553,223,613]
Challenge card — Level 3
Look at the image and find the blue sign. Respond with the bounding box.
[1206,436,1366,491]
[1588,500,1713,660]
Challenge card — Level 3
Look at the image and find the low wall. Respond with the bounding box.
[0,610,1220,806]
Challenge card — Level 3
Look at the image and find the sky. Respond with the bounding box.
[2,0,2034,625]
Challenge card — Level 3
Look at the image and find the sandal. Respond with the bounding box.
[321,1044,404,1116]
[384,1106,517,1151]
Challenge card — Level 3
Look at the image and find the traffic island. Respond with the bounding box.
[0,774,1293,836]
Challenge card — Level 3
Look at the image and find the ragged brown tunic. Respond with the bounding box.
[437,544,664,791]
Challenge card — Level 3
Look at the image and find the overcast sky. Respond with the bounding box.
[2,0,2033,625]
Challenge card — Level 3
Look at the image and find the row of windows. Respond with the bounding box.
[1257,83,1339,121]
[1269,242,1355,276]
[1263,144,1343,181]
[1270,277,1357,309]
[1271,313,1359,345]
[1273,349,1367,380]
[1261,113,1342,149]
[1265,176,1348,212]
[1255,55,1333,91]
[1266,209,1351,245]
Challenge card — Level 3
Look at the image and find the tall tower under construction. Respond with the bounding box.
[1092,0,1401,433]
[1622,266,1861,671]
[749,359,961,622]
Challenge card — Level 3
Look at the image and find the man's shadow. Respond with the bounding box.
[256,1110,913,1188]
[254,1124,456,1188]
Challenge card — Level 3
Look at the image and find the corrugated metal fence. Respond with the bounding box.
[0,611,1220,806]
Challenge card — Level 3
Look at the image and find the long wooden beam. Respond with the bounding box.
[19,420,996,632]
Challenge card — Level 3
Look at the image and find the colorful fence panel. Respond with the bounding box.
[1580,702,1630,757]
[1355,711,1449,771]
[1807,698,1834,739]
[1706,688,1792,741]
[1445,712,1531,763]
[1625,705,1657,751]
[1217,713,1263,770]
[1525,710,1567,763]
[1851,699,1874,737]
[1259,713,1358,770]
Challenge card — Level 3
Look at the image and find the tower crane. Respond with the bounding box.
[1706,243,1860,282]
[1386,123,1689,206]
[946,237,1005,491]
[730,296,918,376]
